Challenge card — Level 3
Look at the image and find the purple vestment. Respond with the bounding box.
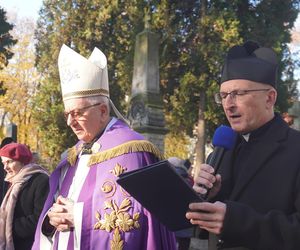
[32,119,176,250]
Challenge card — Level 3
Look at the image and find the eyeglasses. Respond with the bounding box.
[63,103,102,120]
[214,89,270,104]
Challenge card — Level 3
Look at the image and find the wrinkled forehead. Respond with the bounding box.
[63,97,90,110]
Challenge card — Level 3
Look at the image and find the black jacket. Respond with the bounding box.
[213,116,300,250]
[12,172,49,250]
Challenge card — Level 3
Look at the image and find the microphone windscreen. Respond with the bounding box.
[212,125,237,150]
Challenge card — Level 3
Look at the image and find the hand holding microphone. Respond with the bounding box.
[194,125,237,200]
[193,163,221,199]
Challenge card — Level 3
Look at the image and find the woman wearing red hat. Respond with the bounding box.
[0,143,49,250]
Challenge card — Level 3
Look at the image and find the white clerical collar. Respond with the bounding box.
[242,133,250,142]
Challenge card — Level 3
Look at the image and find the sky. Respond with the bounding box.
[0,0,42,20]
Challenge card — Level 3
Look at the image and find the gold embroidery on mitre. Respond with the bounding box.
[88,140,164,167]
[63,88,109,100]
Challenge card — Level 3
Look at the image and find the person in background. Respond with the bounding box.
[0,137,15,204]
[183,159,194,185]
[168,157,194,250]
[282,112,295,127]
[0,137,15,149]
[0,143,49,250]
[31,152,40,164]
[32,44,176,250]
[186,41,300,249]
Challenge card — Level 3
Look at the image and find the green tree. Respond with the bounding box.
[33,0,147,168]
[0,17,41,152]
[234,0,299,111]
[0,7,17,106]
[164,131,191,160]
[0,7,17,70]
[154,0,299,169]
[33,0,299,169]
[151,0,241,167]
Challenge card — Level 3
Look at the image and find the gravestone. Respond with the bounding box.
[288,101,300,130]
[4,122,17,142]
[128,17,168,152]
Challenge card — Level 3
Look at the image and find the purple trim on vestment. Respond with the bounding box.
[32,158,70,250]
[60,164,78,196]
[56,164,78,249]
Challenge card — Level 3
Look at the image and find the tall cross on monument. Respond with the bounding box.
[144,6,151,30]
[128,9,168,152]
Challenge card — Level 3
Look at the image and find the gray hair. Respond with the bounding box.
[82,95,129,124]
[84,95,110,113]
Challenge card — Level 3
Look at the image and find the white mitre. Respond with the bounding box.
[58,44,128,122]
[58,44,109,100]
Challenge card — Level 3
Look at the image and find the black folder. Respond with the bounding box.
[116,160,203,231]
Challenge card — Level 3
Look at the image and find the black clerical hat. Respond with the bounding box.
[220,41,278,87]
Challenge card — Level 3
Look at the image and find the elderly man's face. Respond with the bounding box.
[220,79,276,134]
[63,98,108,142]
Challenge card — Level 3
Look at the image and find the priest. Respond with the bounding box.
[32,44,176,250]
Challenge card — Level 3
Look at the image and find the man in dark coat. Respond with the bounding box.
[186,41,300,250]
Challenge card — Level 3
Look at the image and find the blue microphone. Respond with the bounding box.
[204,125,237,199]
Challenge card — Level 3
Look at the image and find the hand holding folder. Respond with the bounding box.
[117,160,203,231]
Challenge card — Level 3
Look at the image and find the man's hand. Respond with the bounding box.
[186,201,226,235]
[48,196,75,232]
[193,163,222,199]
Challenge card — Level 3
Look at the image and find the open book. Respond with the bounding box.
[117,160,203,231]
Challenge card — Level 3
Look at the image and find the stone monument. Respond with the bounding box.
[4,122,17,141]
[128,10,168,152]
[288,101,300,130]
[0,109,17,141]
